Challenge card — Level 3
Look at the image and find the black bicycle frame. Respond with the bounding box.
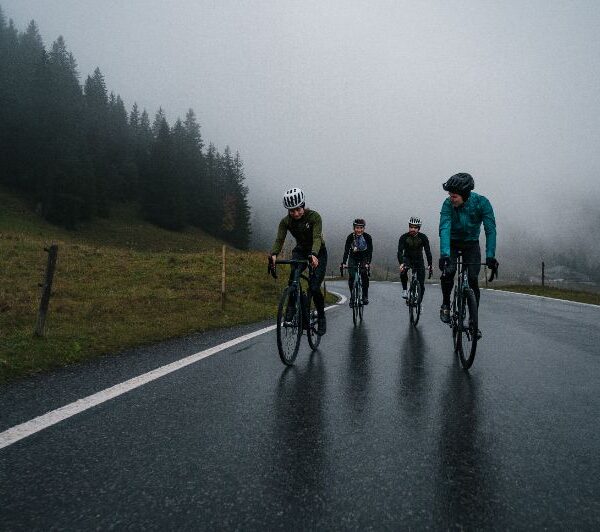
[270,258,312,324]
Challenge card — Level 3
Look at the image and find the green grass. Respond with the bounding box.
[0,187,336,382]
[489,284,599,306]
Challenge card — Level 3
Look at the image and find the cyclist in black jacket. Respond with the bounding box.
[341,218,373,305]
[398,216,433,302]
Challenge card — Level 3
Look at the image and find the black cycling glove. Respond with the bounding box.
[486,257,499,270]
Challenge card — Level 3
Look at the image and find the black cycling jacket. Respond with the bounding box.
[342,232,373,264]
[397,232,432,266]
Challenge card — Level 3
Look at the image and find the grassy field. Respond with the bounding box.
[0,188,336,382]
[488,284,600,306]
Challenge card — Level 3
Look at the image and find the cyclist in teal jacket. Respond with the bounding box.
[438,173,498,324]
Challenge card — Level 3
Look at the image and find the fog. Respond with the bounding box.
[4,0,600,278]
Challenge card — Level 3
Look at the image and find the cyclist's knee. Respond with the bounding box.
[441,274,454,286]
[309,283,322,297]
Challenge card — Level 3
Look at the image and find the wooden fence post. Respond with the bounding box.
[221,245,226,309]
[34,244,58,337]
[542,261,545,288]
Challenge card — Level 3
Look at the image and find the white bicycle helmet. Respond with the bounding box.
[408,216,422,226]
[282,187,305,209]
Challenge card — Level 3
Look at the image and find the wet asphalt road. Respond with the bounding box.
[1,282,599,530]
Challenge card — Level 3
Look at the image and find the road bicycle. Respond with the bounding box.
[403,265,432,327]
[444,252,497,369]
[269,259,321,365]
[341,262,369,326]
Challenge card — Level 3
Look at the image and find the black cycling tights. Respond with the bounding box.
[289,246,328,317]
[441,241,481,307]
[442,276,479,306]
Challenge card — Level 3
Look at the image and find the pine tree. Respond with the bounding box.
[84,67,110,216]
[203,143,223,236]
[181,108,205,226]
[3,19,45,191]
[133,108,153,202]
[152,107,167,137]
[107,92,136,200]
[0,13,20,185]
[233,151,251,249]
[42,35,92,225]
[129,102,140,131]
[142,114,185,230]
[217,147,250,248]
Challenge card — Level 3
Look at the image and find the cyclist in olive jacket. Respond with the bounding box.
[341,218,373,305]
[270,187,328,335]
[438,173,498,325]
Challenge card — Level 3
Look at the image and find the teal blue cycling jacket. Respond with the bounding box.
[439,192,497,258]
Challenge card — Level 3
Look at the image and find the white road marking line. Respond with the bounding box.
[328,290,347,305]
[483,288,599,308]
[0,293,346,451]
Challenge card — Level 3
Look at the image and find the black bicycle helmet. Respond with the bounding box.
[442,173,475,196]
[353,218,366,227]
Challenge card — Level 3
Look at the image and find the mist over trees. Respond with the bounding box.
[0,7,250,249]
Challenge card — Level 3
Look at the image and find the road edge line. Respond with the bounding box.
[483,288,599,308]
[0,290,347,451]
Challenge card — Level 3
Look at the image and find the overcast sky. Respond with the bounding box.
[4,0,600,255]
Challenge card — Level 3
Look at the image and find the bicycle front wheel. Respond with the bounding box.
[452,290,460,352]
[351,286,358,326]
[456,288,478,369]
[276,286,302,365]
[357,282,364,321]
[409,281,421,326]
[306,293,321,350]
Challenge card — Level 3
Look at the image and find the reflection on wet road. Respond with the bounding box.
[1,282,599,529]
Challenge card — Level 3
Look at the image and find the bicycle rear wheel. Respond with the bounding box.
[456,288,478,369]
[276,286,302,365]
[409,281,421,326]
[306,293,321,350]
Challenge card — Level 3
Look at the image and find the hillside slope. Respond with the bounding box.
[1,188,287,382]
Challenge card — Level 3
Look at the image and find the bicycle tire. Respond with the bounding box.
[409,281,421,327]
[306,292,321,350]
[352,286,358,325]
[451,289,459,352]
[276,286,302,365]
[408,280,415,324]
[357,280,364,321]
[457,288,478,369]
